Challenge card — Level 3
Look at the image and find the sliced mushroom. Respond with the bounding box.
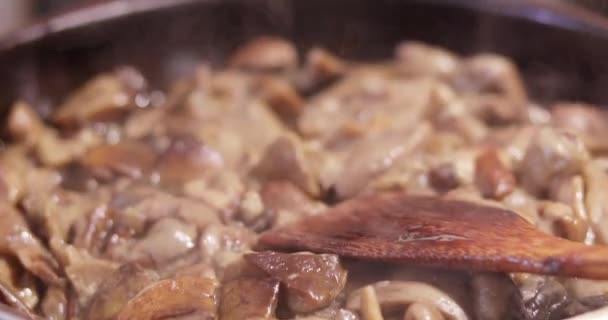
[552,103,608,153]
[237,189,269,230]
[36,128,102,167]
[182,170,244,215]
[6,101,44,147]
[537,201,588,242]
[22,178,103,243]
[246,251,347,313]
[295,47,346,93]
[256,76,305,127]
[474,148,516,200]
[54,67,146,126]
[347,281,468,320]
[0,256,39,314]
[0,147,32,204]
[115,275,218,320]
[260,181,327,228]
[0,202,62,286]
[219,277,280,320]
[252,134,321,197]
[81,140,157,179]
[107,187,220,235]
[156,135,224,188]
[395,41,459,78]
[428,163,460,193]
[299,70,434,147]
[123,107,166,139]
[127,218,197,265]
[334,123,431,198]
[518,127,589,196]
[198,224,257,278]
[549,174,589,231]
[86,263,159,320]
[229,36,298,71]
[40,286,67,320]
[50,241,118,307]
[450,54,527,120]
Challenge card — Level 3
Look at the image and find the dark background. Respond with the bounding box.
[31,0,608,15]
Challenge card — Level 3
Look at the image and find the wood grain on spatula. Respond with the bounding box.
[258,193,608,279]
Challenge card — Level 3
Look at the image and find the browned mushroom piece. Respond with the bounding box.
[0,257,40,316]
[156,135,224,188]
[255,76,305,126]
[81,140,158,179]
[123,217,198,266]
[50,240,118,308]
[123,107,166,139]
[40,286,67,320]
[229,36,298,71]
[115,275,218,320]
[428,162,461,193]
[252,134,321,197]
[171,87,286,170]
[548,174,588,227]
[518,127,589,196]
[474,148,516,200]
[22,174,103,244]
[0,147,33,204]
[198,224,257,279]
[182,170,245,215]
[395,41,460,78]
[450,54,527,104]
[295,47,346,93]
[0,202,62,286]
[260,181,327,228]
[537,201,588,242]
[54,66,146,126]
[298,67,434,146]
[515,275,570,320]
[85,263,160,320]
[6,101,45,147]
[333,123,431,199]
[35,128,103,167]
[552,103,608,153]
[462,93,524,125]
[245,251,347,313]
[219,277,280,320]
[106,187,221,236]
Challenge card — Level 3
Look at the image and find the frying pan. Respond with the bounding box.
[1,0,608,319]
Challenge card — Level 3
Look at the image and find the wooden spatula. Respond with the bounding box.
[258,193,608,279]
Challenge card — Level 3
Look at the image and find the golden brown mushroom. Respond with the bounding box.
[115,275,218,320]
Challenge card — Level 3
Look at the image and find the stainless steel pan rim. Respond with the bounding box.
[3,0,608,52]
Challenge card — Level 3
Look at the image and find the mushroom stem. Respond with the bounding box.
[360,286,384,320]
